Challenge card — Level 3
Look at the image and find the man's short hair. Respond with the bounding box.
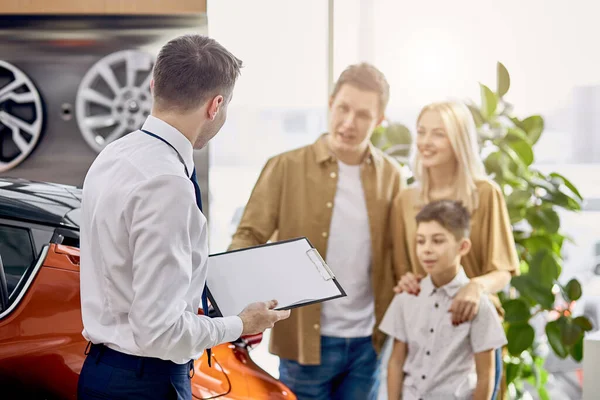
[416,200,471,240]
[152,34,243,112]
[331,63,390,112]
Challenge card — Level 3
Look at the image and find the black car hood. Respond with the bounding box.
[0,178,81,229]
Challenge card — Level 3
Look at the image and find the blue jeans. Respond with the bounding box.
[492,347,502,400]
[279,336,379,400]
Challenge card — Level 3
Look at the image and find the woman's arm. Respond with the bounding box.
[471,270,512,294]
[450,270,511,324]
[387,339,407,400]
[473,349,495,400]
[451,181,519,323]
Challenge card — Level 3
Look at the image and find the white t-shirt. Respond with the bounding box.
[320,161,374,338]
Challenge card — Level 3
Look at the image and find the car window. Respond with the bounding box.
[0,225,35,296]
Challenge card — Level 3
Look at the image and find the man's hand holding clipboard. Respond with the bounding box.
[238,300,291,335]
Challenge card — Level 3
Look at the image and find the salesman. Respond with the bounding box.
[77,34,290,400]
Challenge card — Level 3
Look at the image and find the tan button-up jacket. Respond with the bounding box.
[229,134,405,365]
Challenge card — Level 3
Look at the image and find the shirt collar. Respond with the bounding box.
[313,133,383,168]
[421,267,470,298]
[141,115,195,178]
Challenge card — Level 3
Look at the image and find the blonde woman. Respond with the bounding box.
[389,101,519,400]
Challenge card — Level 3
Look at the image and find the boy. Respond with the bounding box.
[380,200,507,400]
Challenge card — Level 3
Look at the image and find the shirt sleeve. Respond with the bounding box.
[229,156,284,250]
[470,296,508,353]
[125,174,243,362]
[478,181,520,276]
[379,293,407,342]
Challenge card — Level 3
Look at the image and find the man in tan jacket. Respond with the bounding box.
[229,63,404,400]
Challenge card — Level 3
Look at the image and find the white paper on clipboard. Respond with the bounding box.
[206,237,346,317]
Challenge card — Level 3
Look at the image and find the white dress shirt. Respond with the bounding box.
[379,268,507,400]
[321,161,375,337]
[80,115,243,364]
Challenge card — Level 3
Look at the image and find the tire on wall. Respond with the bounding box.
[0,60,45,173]
[75,50,154,153]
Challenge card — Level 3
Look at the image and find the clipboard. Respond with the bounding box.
[205,237,346,317]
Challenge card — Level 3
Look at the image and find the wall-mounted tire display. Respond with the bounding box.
[75,50,154,153]
[0,60,44,173]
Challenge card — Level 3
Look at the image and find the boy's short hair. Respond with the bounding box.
[416,200,471,240]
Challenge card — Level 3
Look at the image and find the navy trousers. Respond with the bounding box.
[77,344,193,400]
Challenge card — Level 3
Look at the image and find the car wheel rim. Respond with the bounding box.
[76,50,154,153]
[0,60,44,172]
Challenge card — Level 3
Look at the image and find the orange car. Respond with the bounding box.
[0,178,296,400]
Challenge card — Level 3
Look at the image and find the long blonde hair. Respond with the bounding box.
[412,101,488,212]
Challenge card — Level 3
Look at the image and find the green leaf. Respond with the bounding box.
[370,127,385,147]
[511,275,555,309]
[521,235,555,256]
[467,104,486,127]
[497,144,530,178]
[529,248,562,289]
[526,207,560,234]
[528,249,561,286]
[521,115,544,145]
[508,206,526,224]
[528,174,555,193]
[570,337,584,362]
[560,317,583,346]
[507,323,535,355]
[497,62,511,97]
[385,124,412,145]
[507,189,531,208]
[543,190,582,212]
[503,299,531,323]
[535,356,549,385]
[505,362,523,385]
[531,359,549,390]
[538,387,551,400]
[484,151,508,176]
[564,279,583,301]
[574,316,594,331]
[505,138,534,166]
[480,83,498,117]
[546,320,569,358]
[549,172,583,201]
[506,127,531,144]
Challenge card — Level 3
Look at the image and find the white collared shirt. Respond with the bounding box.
[80,115,243,364]
[379,268,507,400]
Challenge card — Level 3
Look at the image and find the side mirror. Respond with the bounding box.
[0,254,8,312]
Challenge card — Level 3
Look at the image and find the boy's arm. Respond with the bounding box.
[473,349,495,400]
[387,339,407,400]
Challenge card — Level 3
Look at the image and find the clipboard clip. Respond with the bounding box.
[306,248,335,281]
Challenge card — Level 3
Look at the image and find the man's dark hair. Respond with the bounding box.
[152,34,243,112]
[416,200,471,240]
[331,63,390,112]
